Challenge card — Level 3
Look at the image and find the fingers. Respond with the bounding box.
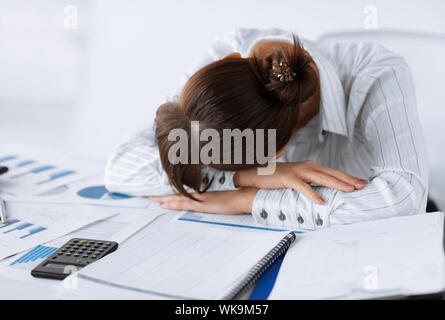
[149,191,248,214]
[158,200,192,211]
[307,162,368,189]
[290,179,325,205]
[303,170,355,192]
[149,194,200,211]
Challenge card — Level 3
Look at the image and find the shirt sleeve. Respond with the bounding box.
[251,52,428,230]
[104,121,174,196]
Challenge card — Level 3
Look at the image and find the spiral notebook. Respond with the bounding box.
[70,223,296,300]
[222,232,295,299]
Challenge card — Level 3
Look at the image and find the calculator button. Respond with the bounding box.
[66,253,71,256]
[76,259,81,263]
[80,240,87,244]
[57,252,63,255]
[83,255,88,258]
[91,255,97,259]
[74,254,80,257]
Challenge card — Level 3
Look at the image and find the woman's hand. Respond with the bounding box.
[148,188,258,214]
[234,161,368,205]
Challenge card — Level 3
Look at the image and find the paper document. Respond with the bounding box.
[0,201,115,259]
[269,212,445,299]
[0,145,102,197]
[175,211,299,232]
[73,223,289,299]
[3,174,154,209]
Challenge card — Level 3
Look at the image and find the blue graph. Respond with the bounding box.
[0,219,20,229]
[36,170,75,185]
[77,186,132,200]
[20,226,47,238]
[10,165,55,179]
[1,220,47,238]
[10,245,58,266]
[0,155,17,162]
[16,160,36,168]
[0,154,79,188]
[3,222,33,233]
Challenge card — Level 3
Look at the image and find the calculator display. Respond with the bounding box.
[44,262,74,270]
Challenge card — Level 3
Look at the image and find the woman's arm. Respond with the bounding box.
[104,122,175,196]
[233,162,367,204]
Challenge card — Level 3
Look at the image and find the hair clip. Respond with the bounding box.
[271,61,297,82]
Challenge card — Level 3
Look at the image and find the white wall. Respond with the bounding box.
[1,0,445,160]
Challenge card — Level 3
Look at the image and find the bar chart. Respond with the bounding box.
[0,147,102,196]
[0,219,47,239]
[9,245,58,270]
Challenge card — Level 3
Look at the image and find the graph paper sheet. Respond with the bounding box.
[0,201,115,259]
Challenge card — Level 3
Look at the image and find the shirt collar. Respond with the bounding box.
[302,40,348,142]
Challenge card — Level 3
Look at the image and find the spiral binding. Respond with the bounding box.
[222,232,296,300]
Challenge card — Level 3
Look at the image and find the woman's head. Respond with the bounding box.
[155,36,319,199]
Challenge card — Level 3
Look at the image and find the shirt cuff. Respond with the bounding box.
[252,188,331,230]
[202,168,239,191]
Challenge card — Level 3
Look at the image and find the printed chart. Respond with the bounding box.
[9,245,58,270]
[0,201,114,260]
[0,148,102,197]
[0,219,47,239]
[77,186,133,200]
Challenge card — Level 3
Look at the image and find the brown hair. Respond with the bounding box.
[155,36,318,199]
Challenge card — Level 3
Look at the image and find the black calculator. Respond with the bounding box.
[31,238,118,280]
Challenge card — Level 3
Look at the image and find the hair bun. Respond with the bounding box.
[252,36,319,106]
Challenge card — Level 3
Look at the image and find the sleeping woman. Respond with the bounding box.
[105,28,428,230]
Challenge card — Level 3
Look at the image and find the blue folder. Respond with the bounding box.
[249,252,287,300]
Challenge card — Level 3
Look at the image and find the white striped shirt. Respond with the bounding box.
[105,28,428,230]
